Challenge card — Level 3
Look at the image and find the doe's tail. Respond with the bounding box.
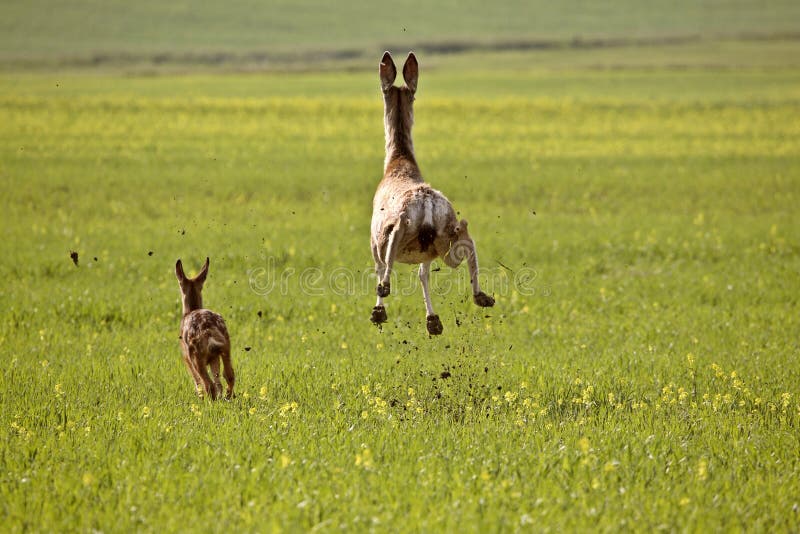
[418,224,436,252]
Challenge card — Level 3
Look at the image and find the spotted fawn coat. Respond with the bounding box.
[176,258,235,399]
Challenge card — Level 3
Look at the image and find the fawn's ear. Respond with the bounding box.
[195,257,210,284]
[175,259,187,282]
[379,51,396,93]
[403,52,418,94]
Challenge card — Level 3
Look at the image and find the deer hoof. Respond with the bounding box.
[474,291,495,307]
[426,314,443,335]
[376,282,390,297]
[371,305,388,324]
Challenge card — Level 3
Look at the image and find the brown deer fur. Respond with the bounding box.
[175,257,235,399]
[370,51,495,335]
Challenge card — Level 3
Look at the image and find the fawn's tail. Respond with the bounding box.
[208,338,226,356]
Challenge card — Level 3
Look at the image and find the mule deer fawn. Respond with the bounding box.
[175,258,235,399]
[370,51,495,335]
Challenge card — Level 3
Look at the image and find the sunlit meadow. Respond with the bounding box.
[1,66,799,531]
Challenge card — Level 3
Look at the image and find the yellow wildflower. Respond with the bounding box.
[280,454,291,468]
[355,448,374,469]
[697,459,708,481]
[278,402,298,416]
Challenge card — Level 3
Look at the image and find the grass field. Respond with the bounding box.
[2,65,799,531]
[2,1,800,531]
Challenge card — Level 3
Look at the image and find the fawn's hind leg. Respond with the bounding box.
[183,354,205,397]
[221,351,235,399]
[209,356,224,400]
[194,360,216,400]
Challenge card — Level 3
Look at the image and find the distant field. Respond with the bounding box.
[1,65,799,530]
[2,0,800,70]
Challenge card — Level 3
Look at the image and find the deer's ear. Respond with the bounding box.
[196,257,210,284]
[175,259,186,282]
[379,51,397,92]
[403,52,418,94]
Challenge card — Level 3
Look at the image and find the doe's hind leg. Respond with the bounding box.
[377,223,404,298]
[371,243,389,324]
[443,219,495,307]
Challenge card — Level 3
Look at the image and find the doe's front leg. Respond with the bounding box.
[419,262,443,335]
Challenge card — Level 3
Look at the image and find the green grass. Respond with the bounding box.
[1,65,799,531]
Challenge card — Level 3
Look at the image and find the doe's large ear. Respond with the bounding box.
[175,259,187,282]
[403,52,418,93]
[196,257,210,284]
[379,51,396,93]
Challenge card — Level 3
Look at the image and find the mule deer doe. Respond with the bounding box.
[175,258,235,399]
[370,51,495,335]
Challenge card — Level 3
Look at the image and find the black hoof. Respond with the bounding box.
[371,305,388,324]
[474,291,495,307]
[376,282,390,298]
[426,314,443,335]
